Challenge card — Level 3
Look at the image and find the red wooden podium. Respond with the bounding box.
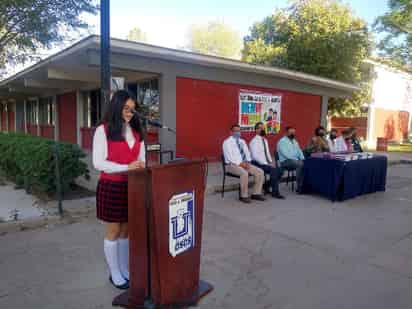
[113,159,213,308]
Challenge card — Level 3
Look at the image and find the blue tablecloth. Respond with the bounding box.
[301,156,387,201]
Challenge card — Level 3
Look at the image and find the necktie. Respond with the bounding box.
[262,137,271,164]
[236,139,247,161]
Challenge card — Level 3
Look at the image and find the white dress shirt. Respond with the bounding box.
[92,124,146,174]
[327,137,337,153]
[249,135,272,165]
[222,136,252,165]
[332,136,348,153]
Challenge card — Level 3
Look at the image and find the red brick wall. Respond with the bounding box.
[1,106,6,131]
[330,117,367,138]
[58,92,77,144]
[8,111,15,132]
[40,125,55,139]
[373,108,409,142]
[81,127,95,150]
[176,77,322,160]
[27,124,38,136]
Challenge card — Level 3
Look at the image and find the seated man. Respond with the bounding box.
[276,126,305,192]
[327,128,339,152]
[222,124,266,203]
[303,126,330,156]
[349,127,363,152]
[249,122,285,199]
[334,129,353,152]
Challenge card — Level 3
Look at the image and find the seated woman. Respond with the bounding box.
[349,127,363,152]
[303,126,330,157]
[333,129,353,153]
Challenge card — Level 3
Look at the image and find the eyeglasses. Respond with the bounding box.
[123,107,136,114]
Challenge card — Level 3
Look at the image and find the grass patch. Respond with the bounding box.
[388,143,412,153]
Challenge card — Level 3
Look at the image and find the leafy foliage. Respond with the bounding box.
[186,21,242,59]
[0,133,90,196]
[126,27,148,43]
[374,0,412,66]
[0,0,98,70]
[242,0,374,116]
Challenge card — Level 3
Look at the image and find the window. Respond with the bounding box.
[82,89,102,127]
[39,97,54,125]
[26,100,38,124]
[128,78,159,120]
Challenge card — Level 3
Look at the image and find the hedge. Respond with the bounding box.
[0,132,90,195]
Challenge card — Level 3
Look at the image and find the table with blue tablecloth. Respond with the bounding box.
[301,156,387,201]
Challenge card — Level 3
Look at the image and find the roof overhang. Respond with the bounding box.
[0,35,360,98]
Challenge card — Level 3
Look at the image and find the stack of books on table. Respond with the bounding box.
[310,152,374,161]
[333,154,354,161]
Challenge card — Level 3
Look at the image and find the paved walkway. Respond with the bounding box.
[1,164,412,308]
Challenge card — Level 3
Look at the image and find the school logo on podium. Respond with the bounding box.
[169,191,195,257]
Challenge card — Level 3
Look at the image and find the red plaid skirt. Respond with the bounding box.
[96,179,128,222]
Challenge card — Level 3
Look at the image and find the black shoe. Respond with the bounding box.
[251,194,266,201]
[109,276,129,290]
[239,197,252,204]
[272,193,285,199]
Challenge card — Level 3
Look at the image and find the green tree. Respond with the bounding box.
[0,0,97,71]
[126,27,148,43]
[242,0,373,116]
[186,21,242,59]
[374,0,412,66]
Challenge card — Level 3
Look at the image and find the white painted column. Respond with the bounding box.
[367,105,376,149]
[5,103,9,132]
[321,96,329,128]
[76,91,82,147]
[36,98,40,136]
[23,99,27,133]
[13,101,17,132]
[53,95,58,141]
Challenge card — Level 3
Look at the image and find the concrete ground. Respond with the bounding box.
[0,184,46,223]
[1,164,412,308]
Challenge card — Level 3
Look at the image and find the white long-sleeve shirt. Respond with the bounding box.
[327,137,339,153]
[249,135,272,165]
[222,136,252,165]
[92,124,145,174]
[332,136,348,153]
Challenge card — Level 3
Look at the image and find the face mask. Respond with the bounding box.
[330,135,337,140]
[318,132,325,137]
[288,134,295,140]
[232,132,241,139]
[259,130,266,137]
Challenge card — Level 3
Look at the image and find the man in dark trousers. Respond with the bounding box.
[249,122,285,199]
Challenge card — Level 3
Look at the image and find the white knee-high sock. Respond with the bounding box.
[118,238,129,280]
[104,239,126,286]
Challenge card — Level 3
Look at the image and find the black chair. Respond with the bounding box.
[145,143,174,164]
[274,152,296,191]
[221,154,251,198]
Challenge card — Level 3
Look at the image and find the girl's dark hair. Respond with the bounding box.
[99,90,144,141]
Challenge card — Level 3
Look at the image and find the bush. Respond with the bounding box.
[0,132,90,195]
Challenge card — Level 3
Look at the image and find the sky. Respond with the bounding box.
[4,0,392,76]
[84,0,391,49]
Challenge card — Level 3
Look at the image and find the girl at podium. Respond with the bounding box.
[92,90,146,290]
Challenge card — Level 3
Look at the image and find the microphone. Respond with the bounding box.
[130,109,176,133]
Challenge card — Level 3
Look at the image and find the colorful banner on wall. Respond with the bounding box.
[239,91,282,134]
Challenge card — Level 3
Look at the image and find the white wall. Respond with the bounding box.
[370,63,412,113]
[367,62,412,147]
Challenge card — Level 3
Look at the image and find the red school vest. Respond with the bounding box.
[100,125,141,182]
